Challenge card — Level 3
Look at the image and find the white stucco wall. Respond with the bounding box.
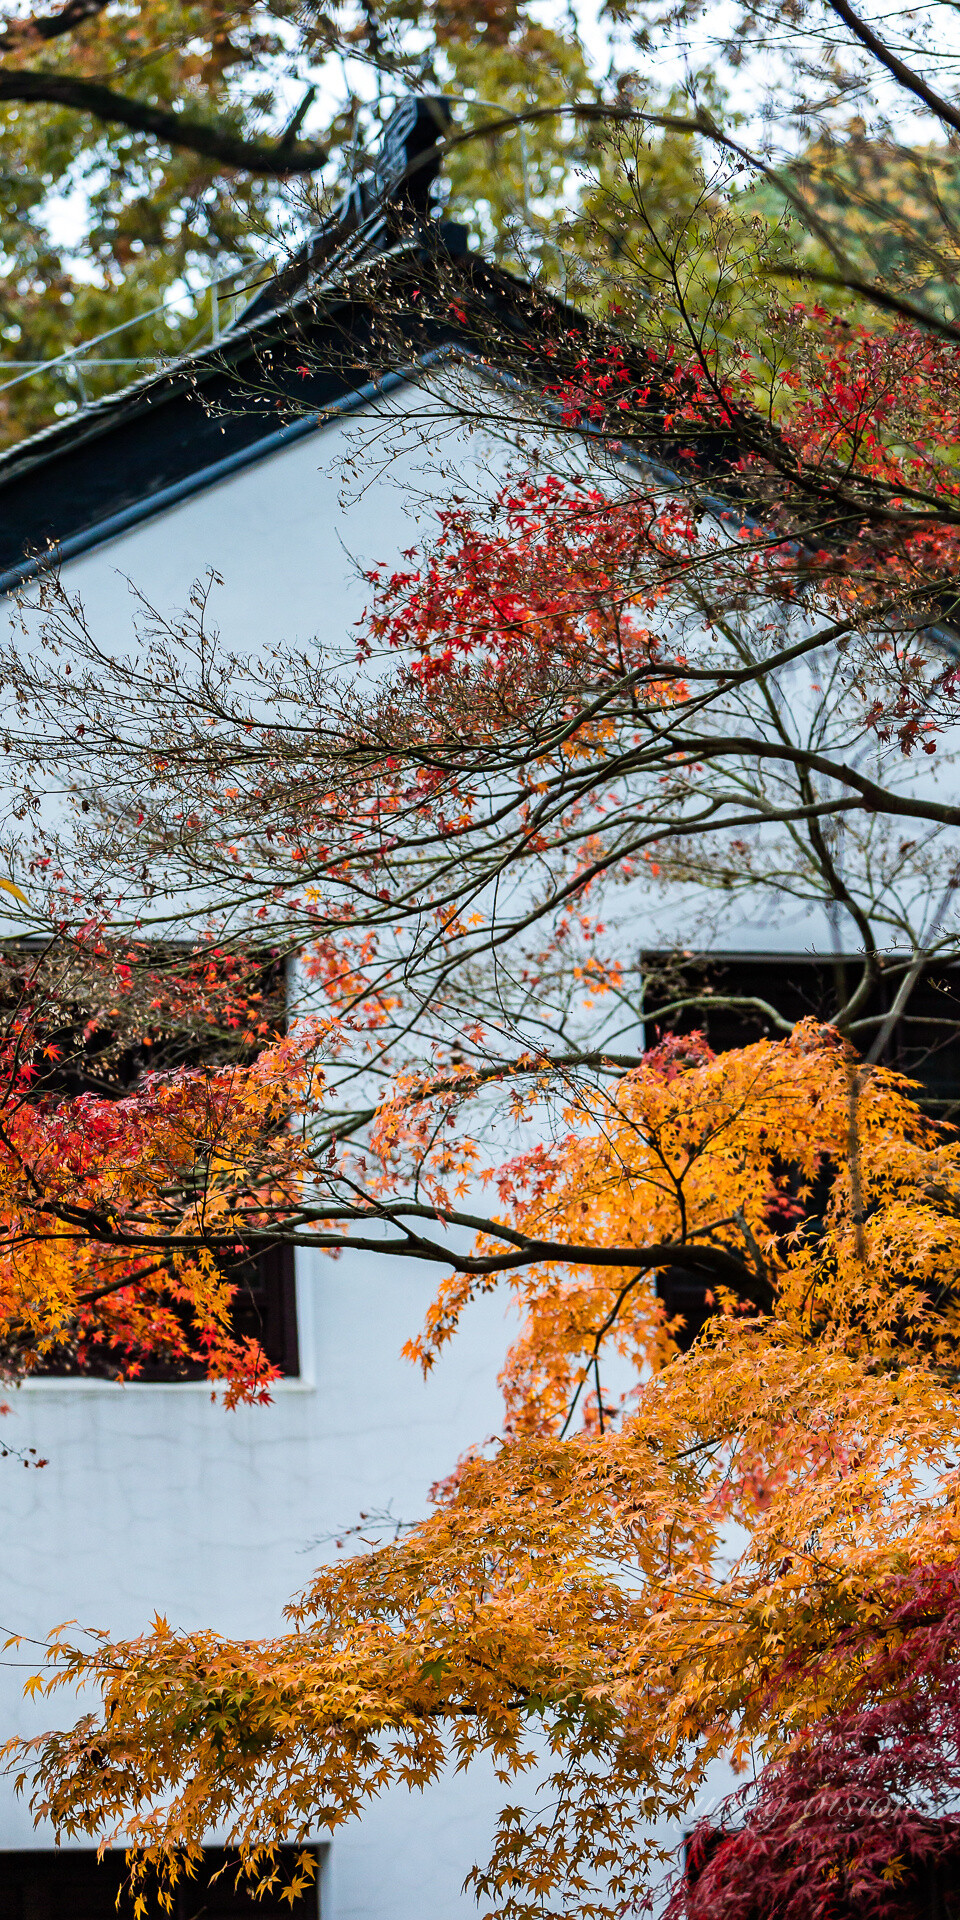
[0,382,526,1918]
[6,373,510,654]
[0,369,935,1915]
[1,1254,513,1916]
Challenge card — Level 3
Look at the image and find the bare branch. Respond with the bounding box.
[0,0,108,49]
[768,262,960,345]
[0,70,329,173]
[820,0,960,141]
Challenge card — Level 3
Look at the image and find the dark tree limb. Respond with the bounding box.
[0,69,329,173]
[0,0,108,50]
[821,0,960,141]
[768,262,960,346]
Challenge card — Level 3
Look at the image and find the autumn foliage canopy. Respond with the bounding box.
[7,142,960,1916]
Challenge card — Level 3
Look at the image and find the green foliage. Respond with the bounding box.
[0,0,745,446]
[746,128,960,325]
[0,0,297,442]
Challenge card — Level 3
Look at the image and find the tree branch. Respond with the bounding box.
[0,0,108,49]
[0,70,329,173]
[820,0,960,142]
[768,263,960,345]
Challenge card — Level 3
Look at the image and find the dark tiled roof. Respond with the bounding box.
[0,229,460,591]
[0,198,749,595]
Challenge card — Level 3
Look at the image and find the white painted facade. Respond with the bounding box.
[1,1260,512,1917]
[0,367,932,1914]
[0,388,525,1919]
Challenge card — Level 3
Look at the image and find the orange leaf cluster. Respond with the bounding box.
[10,1028,960,1917]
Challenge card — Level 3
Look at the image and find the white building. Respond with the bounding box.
[0,199,529,1920]
[0,105,957,1920]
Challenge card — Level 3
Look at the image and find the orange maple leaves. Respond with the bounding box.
[410,1021,960,1434]
[10,1024,960,1918]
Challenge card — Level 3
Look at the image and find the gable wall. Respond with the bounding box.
[0,385,525,1918]
[0,370,897,1911]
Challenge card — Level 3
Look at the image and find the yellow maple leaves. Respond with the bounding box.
[9,1021,960,1917]
[409,1020,960,1439]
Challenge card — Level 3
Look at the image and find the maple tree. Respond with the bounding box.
[9,1023,960,1919]
[4,285,960,1900]
[6,358,960,1840]
[7,0,960,1910]
[0,937,306,1402]
[674,1556,960,1920]
[3,259,960,1912]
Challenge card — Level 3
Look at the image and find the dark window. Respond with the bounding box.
[129,1241,300,1382]
[0,1848,321,1920]
[33,1215,299,1383]
[642,951,960,1346]
[30,1239,299,1383]
[0,945,288,1098]
[641,951,960,1122]
[209,1241,299,1379]
[656,1272,717,1351]
[1,945,300,1381]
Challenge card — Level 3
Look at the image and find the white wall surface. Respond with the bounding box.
[0,369,916,1914]
[0,380,529,1917]
[7,374,509,656]
[0,1256,514,1916]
